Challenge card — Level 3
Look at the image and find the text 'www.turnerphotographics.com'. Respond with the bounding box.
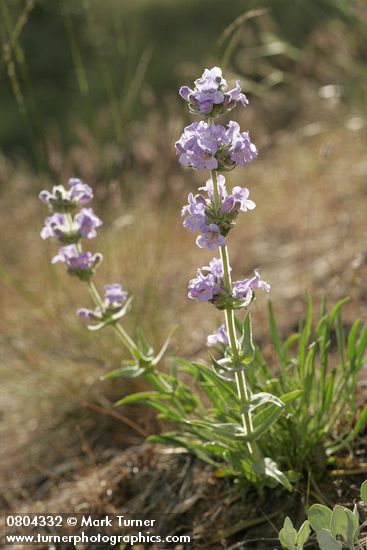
[4,514,193,547]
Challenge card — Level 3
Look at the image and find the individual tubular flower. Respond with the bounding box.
[232,270,270,301]
[196,223,226,250]
[77,283,129,323]
[225,122,258,168]
[52,244,102,280]
[206,257,226,279]
[181,192,206,233]
[40,213,71,241]
[179,67,248,117]
[74,208,103,238]
[188,269,222,303]
[39,178,93,213]
[199,174,228,201]
[104,283,128,307]
[175,121,257,171]
[207,324,229,346]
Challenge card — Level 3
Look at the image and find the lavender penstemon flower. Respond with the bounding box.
[177,67,288,486]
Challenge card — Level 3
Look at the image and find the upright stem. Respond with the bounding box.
[210,169,260,460]
[65,213,138,359]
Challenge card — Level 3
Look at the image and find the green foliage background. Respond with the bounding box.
[1,0,366,167]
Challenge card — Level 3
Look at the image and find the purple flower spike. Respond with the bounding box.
[196,223,226,250]
[188,269,221,302]
[104,283,128,307]
[75,208,103,239]
[207,324,229,346]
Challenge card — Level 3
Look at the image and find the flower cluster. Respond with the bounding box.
[175,121,257,171]
[179,67,248,117]
[39,178,93,212]
[181,174,255,248]
[39,178,103,280]
[51,245,103,281]
[77,283,129,322]
[41,208,102,243]
[188,258,269,310]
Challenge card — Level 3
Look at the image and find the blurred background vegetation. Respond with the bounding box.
[1,0,367,507]
[1,0,366,170]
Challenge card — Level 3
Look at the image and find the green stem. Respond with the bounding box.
[64,213,138,359]
[210,169,261,460]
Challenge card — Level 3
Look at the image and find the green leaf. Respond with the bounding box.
[296,520,311,548]
[151,327,177,366]
[316,529,342,550]
[268,301,287,368]
[330,505,359,546]
[328,297,349,325]
[280,389,304,403]
[115,391,172,406]
[88,295,135,331]
[147,434,187,447]
[357,323,367,364]
[210,354,235,382]
[279,516,297,549]
[251,390,302,441]
[253,457,292,491]
[104,365,145,379]
[136,326,154,357]
[252,404,284,439]
[347,319,361,361]
[308,504,332,532]
[241,392,284,414]
[327,404,367,454]
[240,312,255,364]
[360,480,367,504]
